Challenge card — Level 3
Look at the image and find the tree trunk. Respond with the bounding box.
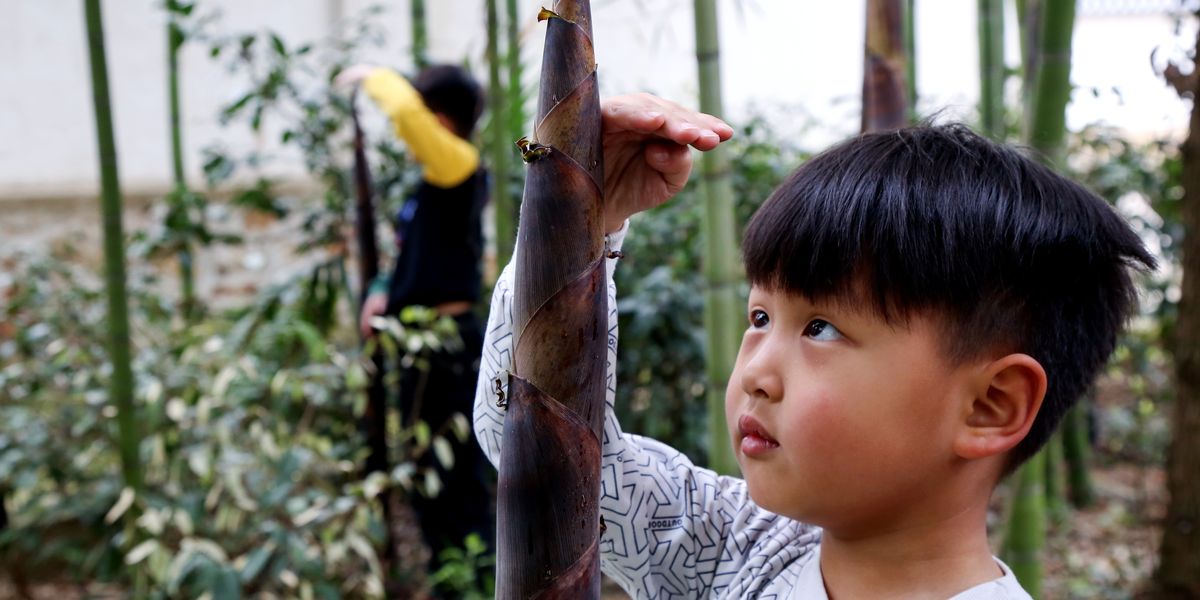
[692,0,740,475]
[495,2,606,597]
[1155,17,1200,598]
[85,0,142,494]
[166,0,196,319]
[977,0,1005,138]
[411,0,428,69]
[862,0,909,133]
[1003,2,1075,594]
[487,0,516,279]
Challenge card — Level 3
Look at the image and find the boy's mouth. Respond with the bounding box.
[737,415,779,457]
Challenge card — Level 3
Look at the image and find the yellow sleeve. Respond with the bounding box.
[362,68,480,188]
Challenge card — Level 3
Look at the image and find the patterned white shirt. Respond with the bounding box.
[473,226,1033,600]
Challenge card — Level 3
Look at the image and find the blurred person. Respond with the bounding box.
[337,63,492,584]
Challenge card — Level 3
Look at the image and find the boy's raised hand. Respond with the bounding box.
[600,94,733,233]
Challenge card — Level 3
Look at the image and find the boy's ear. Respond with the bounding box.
[953,353,1047,460]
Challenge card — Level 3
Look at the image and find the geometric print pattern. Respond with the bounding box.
[473,227,821,599]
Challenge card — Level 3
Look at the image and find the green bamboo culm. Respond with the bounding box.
[1004,452,1046,594]
[1061,401,1096,507]
[1002,2,1077,594]
[506,0,526,144]
[1043,431,1069,525]
[1025,0,1075,164]
[693,0,740,476]
[166,0,195,319]
[84,0,143,494]
[977,0,1006,138]
[411,0,428,69]
[486,0,515,273]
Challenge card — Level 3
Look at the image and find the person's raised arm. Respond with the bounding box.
[337,65,478,188]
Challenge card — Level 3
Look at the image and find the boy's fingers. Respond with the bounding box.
[646,142,692,181]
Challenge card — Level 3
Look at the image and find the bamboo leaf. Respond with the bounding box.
[126,539,160,565]
[105,486,135,524]
[432,436,454,470]
[270,33,287,57]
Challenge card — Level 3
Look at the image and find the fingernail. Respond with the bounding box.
[642,111,663,121]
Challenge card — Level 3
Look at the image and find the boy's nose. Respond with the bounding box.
[738,346,783,402]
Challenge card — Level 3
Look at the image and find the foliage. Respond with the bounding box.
[0,249,466,597]
[1068,124,1183,467]
[428,533,495,600]
[203,6,419,258]
[614,117,807,462]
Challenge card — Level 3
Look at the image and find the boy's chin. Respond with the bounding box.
[743,471,813,522]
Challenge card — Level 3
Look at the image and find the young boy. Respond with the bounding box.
[473,94,1154,599]
[337,63,494,577]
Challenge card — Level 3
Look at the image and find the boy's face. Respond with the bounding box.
[726,285,978,534]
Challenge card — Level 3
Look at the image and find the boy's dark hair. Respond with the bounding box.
[742,123,1155,471]
[413,64,484,139]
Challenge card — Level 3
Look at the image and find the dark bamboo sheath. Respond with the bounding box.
[495,1,606,598]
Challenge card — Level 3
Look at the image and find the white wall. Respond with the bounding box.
[1,0,1193,202]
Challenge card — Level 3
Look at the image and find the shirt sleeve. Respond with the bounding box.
[361,68,480,189]
[473,221,820,599]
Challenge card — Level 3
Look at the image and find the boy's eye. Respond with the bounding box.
[749,309,770,329]
[803,319,843,341]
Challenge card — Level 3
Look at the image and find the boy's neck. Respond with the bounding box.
[818,494,1001,600]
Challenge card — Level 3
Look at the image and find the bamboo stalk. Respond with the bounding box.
[902,0,917,121]
[487,0,515,278]
[1017,0,1041,136]
[1043,431,1068,525]
[84,0,142,494]
[693,0,740,476]
[1002,3,1076,594]
[1025,0,1074,165]
[862,0,909,133]
[411,0,428,69]
[506,0,526,143]
[978,0,1005,138]
[495,2,607,597]
[1061,401,1095,507]
[166,0,196,319]
[1004,452,1046,594]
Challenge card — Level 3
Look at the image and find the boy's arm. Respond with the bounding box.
[360,68,479,188]
[473,226,819,598]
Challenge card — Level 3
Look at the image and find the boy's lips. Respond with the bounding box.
[738,415,779,457]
